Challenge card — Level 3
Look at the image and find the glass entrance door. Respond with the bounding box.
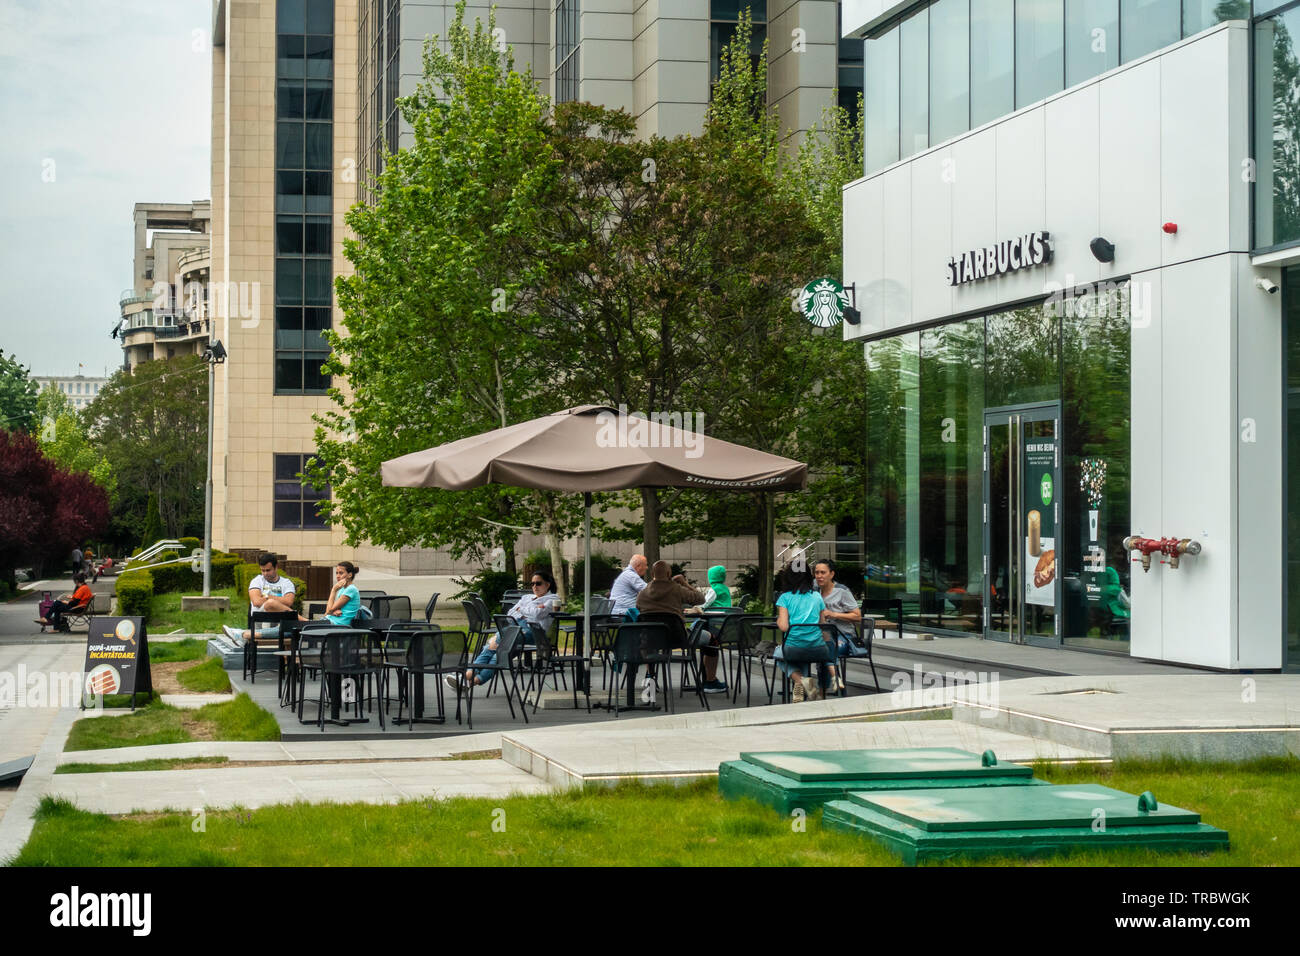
[984,404,1061,645]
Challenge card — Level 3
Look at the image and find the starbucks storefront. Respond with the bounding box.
[862,287,1131,651]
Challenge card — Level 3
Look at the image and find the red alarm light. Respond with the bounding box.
[1162,222,1178,234]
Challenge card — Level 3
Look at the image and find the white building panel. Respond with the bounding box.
[1099,57,1162,279]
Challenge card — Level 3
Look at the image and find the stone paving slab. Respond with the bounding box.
[159,694,235,709]
[58,732,505,765]
[46,759,553,814]
[951,674,1300,760]
[501,719,1105,789]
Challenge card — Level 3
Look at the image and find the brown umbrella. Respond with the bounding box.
[381,405,807,492]
[381,405,807,696]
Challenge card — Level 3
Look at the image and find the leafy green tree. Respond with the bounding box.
[0,350,38,433]
[35,387,116,497]
[83,356,207,547]
[313,3,584,595]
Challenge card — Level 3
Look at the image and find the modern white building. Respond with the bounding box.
[840,0,1299,671]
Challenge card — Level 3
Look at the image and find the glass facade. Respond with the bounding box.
[862,287,1131,647]
[1255,5,1300,250]
[864,0,1242,174]
[276,0,333,394]
[556,0,580,104]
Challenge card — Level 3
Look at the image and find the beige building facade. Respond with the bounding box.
[210,0,854,573]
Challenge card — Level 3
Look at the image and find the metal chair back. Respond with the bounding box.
[634,612,689,649]
[424,592,440,622]
[613,623,673,666]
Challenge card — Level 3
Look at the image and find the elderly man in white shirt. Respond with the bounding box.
[609,554,648,614]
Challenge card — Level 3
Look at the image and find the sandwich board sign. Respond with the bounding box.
[82,617,152,710]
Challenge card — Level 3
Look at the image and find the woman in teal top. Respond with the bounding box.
[323,561,362,625]
[773,562,829,702]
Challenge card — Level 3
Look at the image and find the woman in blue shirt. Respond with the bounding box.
[774,562,830,702]
[322,561,362,625]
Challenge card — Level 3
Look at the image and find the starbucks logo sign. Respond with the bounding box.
[798,278,850,328]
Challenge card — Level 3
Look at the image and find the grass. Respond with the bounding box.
[12,757,1300,867]
[64,695,279,752]
[175,657,232,693]
[148,638,210,663]
[55,757,230,775]
[147,586,248,634]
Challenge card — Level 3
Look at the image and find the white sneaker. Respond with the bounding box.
[803,676,821,701]
[640,676,654,704]
[222,625,244,644]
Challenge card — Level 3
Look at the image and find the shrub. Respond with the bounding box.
[736,564,778,601]
[178,537,201,552]
[116,571,154,619]
[523,548,569,590]
[571,552,622,593]
[453,569,519,610]
[233,562,260,596]
[143,552,242,594]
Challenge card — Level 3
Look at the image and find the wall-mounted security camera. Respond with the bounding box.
[1089,237,1116,263]
[1256,277,1280,295]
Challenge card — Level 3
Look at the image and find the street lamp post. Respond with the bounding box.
[201,340,227,597]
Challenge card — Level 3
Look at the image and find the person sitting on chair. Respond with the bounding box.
[223,552,298,644]
[635,561,721,700]
[773,562,830,703]
[447,570,559,694]
[814,559,863,693]
[38,574,93,631]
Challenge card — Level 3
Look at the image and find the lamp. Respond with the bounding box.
[1089,238,1116,263]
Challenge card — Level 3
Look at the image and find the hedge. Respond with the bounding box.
[143,552,240,595]
[115,571,154,618]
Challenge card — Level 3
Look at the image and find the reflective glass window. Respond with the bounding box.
[971,0,1015,126]
[1066,0,1119,87]
[900,8,929,156]
[864,28,900,172]
[1016,0,1065,107]
[930,0,971,144]
[1120,0,1179,62]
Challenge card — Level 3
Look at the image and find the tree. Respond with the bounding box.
[83,356,207,547]
[0,429,109,587]
[0,350,38,433]
[313,3,585,595]
[36,387,116,497]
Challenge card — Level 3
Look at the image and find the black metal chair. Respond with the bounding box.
[713,613,764,706]
[835,617,879,693]
[315,629,386,731]
[609,622,675,717]
[423,592,440,623]
[587,613,624,689]
[522,621,588,713]
[371,594,412,622]
[293,627,335,723]
[388,628,448,729]
[636,612,709,711]
[244,609,299,682]
[461,623,528,730]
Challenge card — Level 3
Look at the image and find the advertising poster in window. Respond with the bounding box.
[1023,440,1056,608]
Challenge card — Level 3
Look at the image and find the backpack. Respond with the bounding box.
[38,591,54,622]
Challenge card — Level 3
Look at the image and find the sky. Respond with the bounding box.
[0,0,212,379]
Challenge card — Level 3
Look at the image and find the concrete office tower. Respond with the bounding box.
[117,202,212,371]
[210,0,859,572]
[840,0,1299,671]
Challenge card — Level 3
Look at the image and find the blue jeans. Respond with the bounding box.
[775,641,833,687]
[471,642,498,683]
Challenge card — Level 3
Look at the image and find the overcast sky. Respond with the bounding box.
[0,0,211,379]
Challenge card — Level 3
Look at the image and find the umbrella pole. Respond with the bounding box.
[583,492,592,702]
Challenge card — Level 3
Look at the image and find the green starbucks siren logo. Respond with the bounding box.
[799,278,850,328]
[1040,473,1053,505]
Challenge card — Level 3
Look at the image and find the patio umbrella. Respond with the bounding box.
[380,405,807,695]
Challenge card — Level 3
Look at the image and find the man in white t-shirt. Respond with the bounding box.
[223,552,297,644]
[609,554,648,615]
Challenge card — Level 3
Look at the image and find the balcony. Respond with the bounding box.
[119,289,156,308]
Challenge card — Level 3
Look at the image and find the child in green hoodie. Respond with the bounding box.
[690,565,732,693]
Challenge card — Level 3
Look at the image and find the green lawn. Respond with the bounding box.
[55,757,230,775]
[64,695,278,752]
[149,638,210,663]
[175,657,232,693]
[147,587,248,634]
[12,758,1299,867]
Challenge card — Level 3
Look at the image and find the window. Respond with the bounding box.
[1016,0,1064,108]
[971,0,1015,126]
[1254,6,1300,250]
[273,453,330,529]
[930,0,970,144]
[900,8,929,154]
[276,0,333,394]
[1120,0,1179,62]
[864,28,900,170]
[710,0,767,85]
[1066,0,1118,87]
[556,0,580,103]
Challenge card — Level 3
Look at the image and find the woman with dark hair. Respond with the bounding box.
[773,562,830,702]
[320,561,362,625]
[448,569,560,693]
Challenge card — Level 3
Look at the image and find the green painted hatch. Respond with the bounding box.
[739,748,1034,783]
[847,784,1202,832]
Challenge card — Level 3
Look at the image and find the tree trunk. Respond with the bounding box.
[641,487,661,565]
[755,491,775,608]
[498,495,518,580]
[536,491,568,601]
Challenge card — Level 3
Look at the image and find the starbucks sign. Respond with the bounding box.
[798,278,850,328]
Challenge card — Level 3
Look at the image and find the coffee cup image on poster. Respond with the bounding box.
[1024,441,1056,608]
